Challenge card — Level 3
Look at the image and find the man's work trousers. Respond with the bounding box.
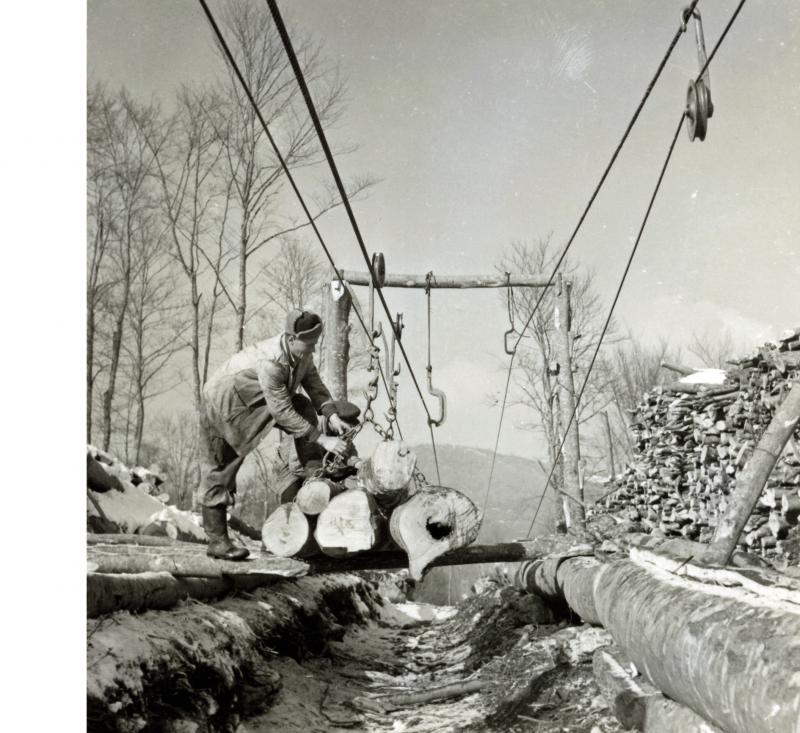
[198,393,320,508]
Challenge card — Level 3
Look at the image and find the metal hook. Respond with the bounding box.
[426,365,447,427]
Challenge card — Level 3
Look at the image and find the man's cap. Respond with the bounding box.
[285,309,323,342]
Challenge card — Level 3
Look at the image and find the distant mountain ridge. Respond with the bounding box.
[409,443,556,541]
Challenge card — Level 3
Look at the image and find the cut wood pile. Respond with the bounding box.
[261,440,482,580]
[596,328,800,566]
[86,445,208,543]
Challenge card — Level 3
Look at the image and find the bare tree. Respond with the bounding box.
[146,86,233,416]
[496,238,616,529]
[211,0,375,349]
[122,214,190,464]
[687,328,742,368]
[149,412,203,509]
[88,88,162,451]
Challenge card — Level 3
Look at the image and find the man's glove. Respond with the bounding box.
[328,413,350,435]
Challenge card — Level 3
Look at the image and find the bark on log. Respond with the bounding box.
[592,557,800,733]
[295,479,344,515]
[87,548,307,579]
[261,503,311,557]
[515,555,602,625]
[88,571,179,617]
[706,382,800,564]
[593,646,723,732]
[315,489,385,557]
[357,440,417,510]
[389,486,481,580]
[87,533,188,547]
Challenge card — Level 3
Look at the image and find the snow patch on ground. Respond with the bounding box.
[680,368,728,385]
[394,602,458,622]
[87,482,167,533]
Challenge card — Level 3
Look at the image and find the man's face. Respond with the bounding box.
[287,334,318,358]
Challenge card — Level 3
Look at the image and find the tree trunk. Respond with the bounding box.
[87,307,96,442]
[314,489,385,557]
[553,278,585,528]
[237,223,247,350]
[389,487,481,580]
[319,280,352,399]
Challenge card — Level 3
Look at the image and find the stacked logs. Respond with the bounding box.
[596,328,800,563]
[261,440,481,580]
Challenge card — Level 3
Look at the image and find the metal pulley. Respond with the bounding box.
[368,251,386,338]
[683,7,714,142]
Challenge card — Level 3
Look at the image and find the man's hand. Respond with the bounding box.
[328,413,350,435]
[316,434,347,456]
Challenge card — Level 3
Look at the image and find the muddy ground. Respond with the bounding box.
[88,573,624,732]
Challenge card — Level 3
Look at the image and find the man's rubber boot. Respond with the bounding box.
[202,505,250,561]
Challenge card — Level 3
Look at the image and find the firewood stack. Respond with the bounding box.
[594,328,800,564]
[261,440,481,580]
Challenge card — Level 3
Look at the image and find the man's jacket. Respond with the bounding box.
[203,334,334,456]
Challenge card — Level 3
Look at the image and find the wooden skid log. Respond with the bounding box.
[261,503,311,557]
[295,479,343,515]
[88,572,179,617]
[593,646,723,732]
[389,486,481,580]
[315,489,385,557]
[87,533,190,547]
[307,537,594,574]
[88,548,307,579]
[592,557,800,733]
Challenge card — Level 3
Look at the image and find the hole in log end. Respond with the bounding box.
[426,519,452,540]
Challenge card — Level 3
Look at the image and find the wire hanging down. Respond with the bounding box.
[524,0,749,535]
[265,0,443,483]
[195,0,397,441]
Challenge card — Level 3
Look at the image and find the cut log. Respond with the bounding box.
[315,489,385,557]
[389,486,481,580]
[261,503,311,557]
[593,646,723,732]
[228,513,262,541]
[357,440,417,510]
[295,479,344,515]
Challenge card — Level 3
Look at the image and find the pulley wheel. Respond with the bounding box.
[372,251,386,287]
[685,79,710,142]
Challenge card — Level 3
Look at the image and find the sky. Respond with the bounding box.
[85,0,800,459]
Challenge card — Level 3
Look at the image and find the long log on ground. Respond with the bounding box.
[87,533,190,547]
[88,547,307,579]
[595,556,800,733]
[307,537,593,574]
[593,646,723,732]
[706,382,800,564]
[516,547,800,733]
[389,486,481,579]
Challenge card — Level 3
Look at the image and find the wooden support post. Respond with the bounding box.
[705,382,800,565]
[554,275,585,528]
[320,279,352,400]
[602,410,616,479]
